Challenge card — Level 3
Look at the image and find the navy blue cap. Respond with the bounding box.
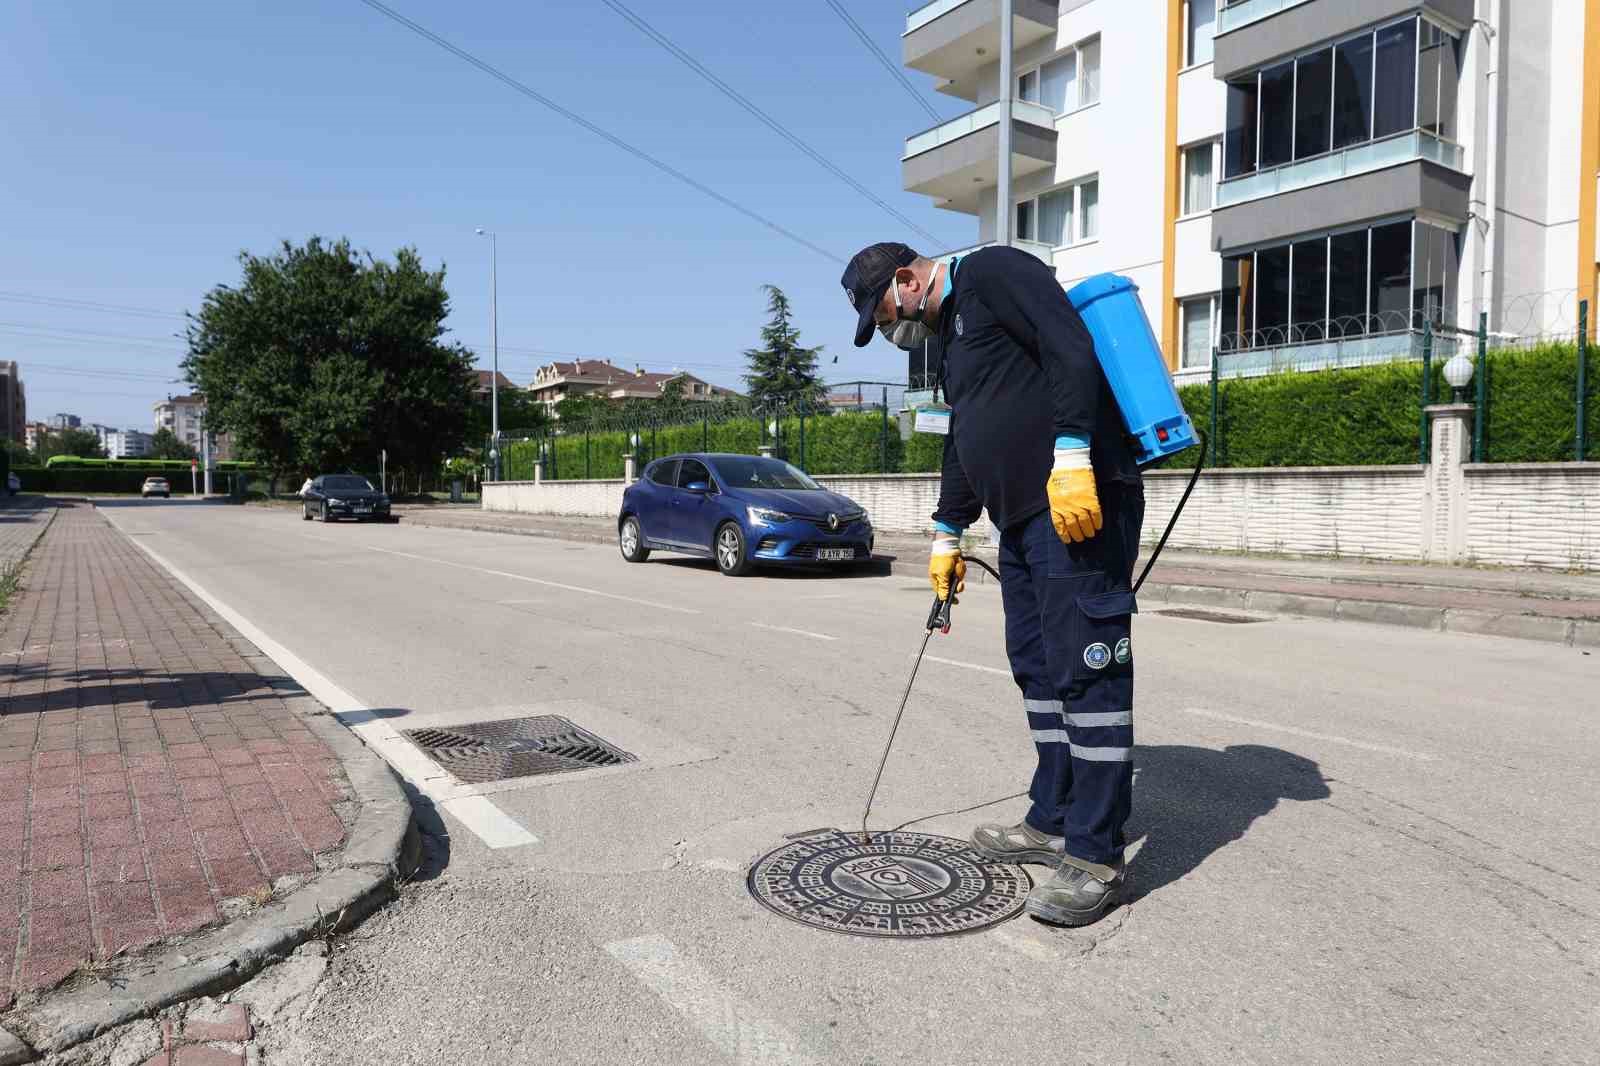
[841,242,919,347]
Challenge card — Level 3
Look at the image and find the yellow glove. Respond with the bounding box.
[1046,446,1103,544]
[928,530,966,601]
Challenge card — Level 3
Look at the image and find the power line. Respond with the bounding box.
[821,0,942,123]
[596,0,941,246]
[0,292,188,320]
[355,0,844,264]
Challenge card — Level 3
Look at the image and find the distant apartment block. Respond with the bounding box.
[528,359,742,417]
[900,0,1600,388]
[0,363,24,444]
[153,394,232,460]
[23,422,50,454]
[49,413,80,430]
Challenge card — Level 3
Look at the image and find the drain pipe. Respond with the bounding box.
[996,0,1014,247]
[1478,0,1503,329]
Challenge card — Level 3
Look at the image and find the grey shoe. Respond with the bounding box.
[1025,854,1125,927]
[970,821,1065,865]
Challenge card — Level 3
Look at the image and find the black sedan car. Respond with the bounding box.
[301,474,391,523]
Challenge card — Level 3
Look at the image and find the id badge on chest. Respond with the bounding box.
[913,402,951,435]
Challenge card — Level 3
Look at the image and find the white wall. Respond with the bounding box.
[483,479,624,519]
[1463,464,1600,569]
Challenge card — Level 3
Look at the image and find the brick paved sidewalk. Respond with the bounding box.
[0,498,55,571]
[0,504,350,1011]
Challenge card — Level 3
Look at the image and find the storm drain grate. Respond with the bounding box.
[1156,608,1264,624]
[403,714,637,784]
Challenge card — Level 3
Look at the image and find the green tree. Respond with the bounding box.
[743,286,827,412]
[37,428,107,460]
[468,384,549,443]
[146,427,198,461]
[2,440,33,466]
[182,237,475,487]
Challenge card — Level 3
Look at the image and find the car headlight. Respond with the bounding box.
[328,498,345,506]
[747,505,792,526]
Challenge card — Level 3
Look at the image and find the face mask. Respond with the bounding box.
[878,264,937,350]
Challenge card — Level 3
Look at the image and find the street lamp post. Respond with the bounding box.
[476,227,499,480]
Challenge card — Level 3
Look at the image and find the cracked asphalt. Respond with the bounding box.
[99,500,1600,1065]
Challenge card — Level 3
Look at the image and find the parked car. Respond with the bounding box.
[6,473,19,496]
[618,453,873,576]
[301,474,391,522]
[141,477,170,498]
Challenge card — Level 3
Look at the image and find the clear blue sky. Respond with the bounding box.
[1,0,970,432]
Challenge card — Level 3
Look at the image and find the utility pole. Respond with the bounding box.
[996,0,1014,247]
[476,227,500,481]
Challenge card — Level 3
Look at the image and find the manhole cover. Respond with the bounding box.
[1155,608,1264,624]
[403,714,636,784]
[746,829,1031,939]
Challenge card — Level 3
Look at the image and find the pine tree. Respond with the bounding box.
[743,286,827,412]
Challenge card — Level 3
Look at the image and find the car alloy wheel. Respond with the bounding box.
[619,517,650,563]
[715,523,751,576]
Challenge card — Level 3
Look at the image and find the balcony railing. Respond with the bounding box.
[1216,130,1466,208]
[906,0,970,34]
[1217,326,1461,379]
[1217,0,1314,35]
[903,99,1057,160]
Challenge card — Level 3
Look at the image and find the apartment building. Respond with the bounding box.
[900,0,1600,386]
[154,395,206,449]
[0,363,24,445]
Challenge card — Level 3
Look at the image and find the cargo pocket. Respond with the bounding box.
[1071,588,1136,684]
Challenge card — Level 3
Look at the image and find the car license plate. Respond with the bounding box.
[817,548,854,562]
[354,506,371,514]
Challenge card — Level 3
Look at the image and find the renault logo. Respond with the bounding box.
[827,512,840,532]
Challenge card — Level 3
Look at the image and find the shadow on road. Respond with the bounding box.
[650,556,895,580]
[1124,743,1330,901]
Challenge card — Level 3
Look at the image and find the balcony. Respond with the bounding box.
[1215,0,1473,80]
[1216,130,1465,208]
[1217,329,1461,380]
[902,100,1058,214]
[904,0,1059,101]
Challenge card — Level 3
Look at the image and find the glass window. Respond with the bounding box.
[1328,230,1368,337]
[1039,53,1077,112]
[1181,296,1214,368]
[1220,255,1253,351]
[1225,77,1259,177]
[1372,19,1418,138]
[1291,237,1328,342]
[676,459,712,489]
[1369,220,1412,332]
[1018,69,1039,104]
[1079,38,1101,106]
[1187,0,1215,66]
[1259,61,1295,169]
[1016,200,1034,241]
[1183,143,1215,215]
[1294,48,1333,160]
[1079,181,1099,240]
[1418,22,1460,140]
[1256,245,1291,345]
[1412,222,1458,329]
[1038,187,1074,246]
[711,457,819,491]
[1332,33,1374,149]
[646,460,678,487]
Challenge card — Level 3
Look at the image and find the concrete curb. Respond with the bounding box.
[0,518,419,1061]
[394,512,1594,649]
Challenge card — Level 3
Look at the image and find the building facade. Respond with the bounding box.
[154,395,206,450]
[107,429,152,459]
[49,413,80,430]
[529,360,741,417]
[901,0,1600,387]
[0,363,24,445]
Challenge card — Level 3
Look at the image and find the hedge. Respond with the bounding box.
[496,342,1595,480]
[43,456,259,471]
[15,466,210,494]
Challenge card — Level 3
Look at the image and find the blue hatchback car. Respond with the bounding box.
[618,453,874,576]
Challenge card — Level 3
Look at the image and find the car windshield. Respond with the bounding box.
[323,476,375,491]
[712,456,819,491]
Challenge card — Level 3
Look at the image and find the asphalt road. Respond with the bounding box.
[98,500,1599,1065]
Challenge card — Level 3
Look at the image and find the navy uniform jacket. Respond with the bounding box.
[931,246,1140,533]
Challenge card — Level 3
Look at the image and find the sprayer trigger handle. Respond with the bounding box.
[927,594,953,634]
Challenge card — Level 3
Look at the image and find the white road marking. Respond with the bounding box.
[364,545,700,615]
[924,654,1011,678]
[109,515,540,849]
[1178,707,1435,761]
[604,936,820,1066]
[750,622,836,642]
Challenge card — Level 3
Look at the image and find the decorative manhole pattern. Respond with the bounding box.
[1155,608,1265,624]
[403,714,636,784]
[747,829,1031,939]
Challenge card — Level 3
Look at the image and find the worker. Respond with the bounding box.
[841,242,1144,927]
